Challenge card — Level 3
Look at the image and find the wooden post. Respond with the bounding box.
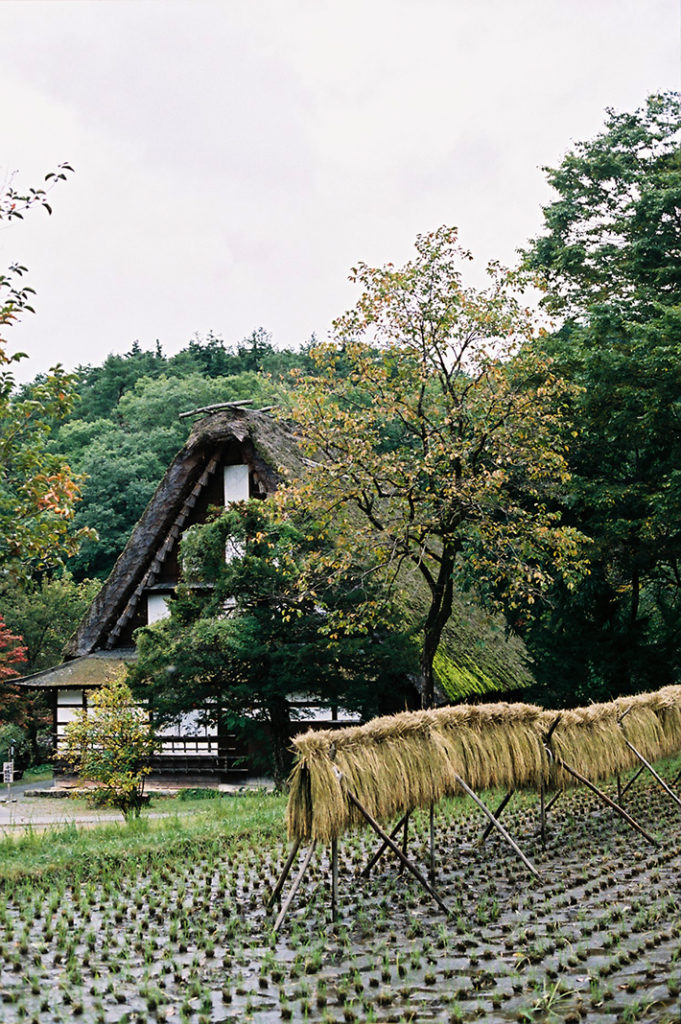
[618,733,681,812]
[331,838,339,923]
[266,838,301,909]
[619,763,646,800]
[617,774,622,804]
[429,803,435,883]
[539,784,546,849]
[399,811,409,875]
[273,842,316,934]
[345,790,450,916]
[554,758,659,846]
[479,791,513,844]
[361,812,410,878]
[453,773,539,879]
[544,789,562,815]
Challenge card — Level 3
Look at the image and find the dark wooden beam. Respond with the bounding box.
[454,774,539,879]
[345,790,450,915]
[478,790,513,844]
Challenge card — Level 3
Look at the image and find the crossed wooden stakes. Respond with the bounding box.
[480,711,681,852]
[267,718,681,933]
[267,764,540,933]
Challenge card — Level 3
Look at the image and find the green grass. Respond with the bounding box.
[0,790,287,888]
[19,764,54,783]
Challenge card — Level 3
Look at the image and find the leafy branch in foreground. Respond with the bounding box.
[0,163,94,576]
[63,673,156,819]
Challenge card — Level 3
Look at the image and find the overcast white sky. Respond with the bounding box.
[2,0,679,382]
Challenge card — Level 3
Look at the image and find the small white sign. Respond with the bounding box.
[2,761,13,784]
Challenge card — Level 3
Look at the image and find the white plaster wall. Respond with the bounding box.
[147,593,170,623]
[224,464,250,504]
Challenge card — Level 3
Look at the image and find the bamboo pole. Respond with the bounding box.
[554,758,659,847]
[453,774,540,879]
[273,842,316,934]
[618,732,681,812]
[619,763,646,801]
[479,791,513,845]
[331,838,339,923]
[360,812,410,878]
[429,804,435,883]
[345,790,450,916]
[539,784,546,849]
[266,838,301,909]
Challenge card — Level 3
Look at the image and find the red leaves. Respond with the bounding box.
[0,615,27,682]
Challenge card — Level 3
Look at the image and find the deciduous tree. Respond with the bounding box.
[63,674,156,819]
[286,227,587,707]
[0,166,93,577]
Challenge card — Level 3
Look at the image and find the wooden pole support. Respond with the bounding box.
[266,838,302,909]
[361,812,410,878]
[331,838,339,923]
[453,773,540,880]
[544,789,562,815]
[618,733,681,812]
[539,784,546,849]
[273,841,316,934]
[555,758,659,847]
[429,804,435,883]
[619,763,646,800]
[479,791,513,845]
[345,790,450,916]
[399,811,409,875]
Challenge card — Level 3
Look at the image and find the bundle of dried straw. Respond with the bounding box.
[286,685,681,842]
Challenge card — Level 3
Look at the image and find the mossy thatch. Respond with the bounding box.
[398,563,535,701]
[286,685,681,842]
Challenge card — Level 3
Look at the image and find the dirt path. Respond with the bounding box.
[0,777,273,830]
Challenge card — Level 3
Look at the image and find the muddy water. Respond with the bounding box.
[0,774,679,1023]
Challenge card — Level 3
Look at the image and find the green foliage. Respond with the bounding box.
[0,167,94,578]
[0,575,100,764]
[520,92,681,703]
[49,330,313,580]
[0,723,28,768]
[131,500,413,787]
[524,92,681,322]
[0,574,99,674]
[63,674,157,819]
[287,226,588,706]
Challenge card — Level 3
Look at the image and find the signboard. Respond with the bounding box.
[2,761,13,784]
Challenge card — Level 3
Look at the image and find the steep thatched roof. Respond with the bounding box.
[286,684,681,842]
[65,408,306,657]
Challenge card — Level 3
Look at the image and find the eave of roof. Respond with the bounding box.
[11,650,137,689]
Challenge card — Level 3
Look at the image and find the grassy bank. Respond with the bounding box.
[0,790,287,888]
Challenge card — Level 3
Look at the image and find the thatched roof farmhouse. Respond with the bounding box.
[16,404,534,777]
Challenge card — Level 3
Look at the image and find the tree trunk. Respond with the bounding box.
[419,549,455,709]
[267,695,293,790]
